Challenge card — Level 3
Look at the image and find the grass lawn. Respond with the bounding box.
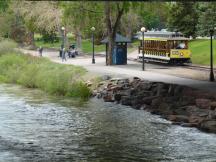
[35,34,106,53]
[34,34,139,54]
[189,39,216,66]
[82,39,105,53]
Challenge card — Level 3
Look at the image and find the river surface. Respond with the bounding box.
[0,84,216,162]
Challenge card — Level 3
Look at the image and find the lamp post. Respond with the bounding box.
[91,27,95,64]
[61,26,65,50]
[60,26,66,61]
[60,26,65,58]
[209,28,215,82]
[141,27,146,71]
[174,29,178,37]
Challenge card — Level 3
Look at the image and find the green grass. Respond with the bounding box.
[82,39,105,53]
[0,41,92,100]
[34,34,138,54]
[35,40,61,49]
[34,34,105,53]
[35,37,105,53]
[189,39,216,65]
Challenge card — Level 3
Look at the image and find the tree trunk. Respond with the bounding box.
[75,28,82,52]
[105,2,124,65]
[26,31,35,47]
[126,28,132,47]
[107,32,115,65]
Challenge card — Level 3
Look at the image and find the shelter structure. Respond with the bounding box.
[101,34,131,65]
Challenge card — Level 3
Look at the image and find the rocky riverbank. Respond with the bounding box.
[92,77,216,133]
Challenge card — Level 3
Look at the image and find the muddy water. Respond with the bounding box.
[0,84,215,162]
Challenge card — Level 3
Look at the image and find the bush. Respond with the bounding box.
[0,53,92,100]
[67,82,92,99]
[0,39,17,56]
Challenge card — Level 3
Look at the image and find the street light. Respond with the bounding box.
[91,27,95,64]
[209,27,215,81]
[141,27,146,71]
[61,26,66,61]
[61,26,65,49]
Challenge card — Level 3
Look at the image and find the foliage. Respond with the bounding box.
[120,9,140,39]
[67,82,91,98]
[0,49,91,99]
[167,2,199,38]
[12,1,62,33]
[136,2,168,30]
[0,1,25,41]
[0,0,10,13]
[196,2,216,36]
[41,31,59,43]
[0,39,17,56]
[62,1,105,48]
[7,1,63,45]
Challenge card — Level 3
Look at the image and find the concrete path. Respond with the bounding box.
[20,48,216,93]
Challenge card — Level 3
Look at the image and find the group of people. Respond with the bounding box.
[38,44,78,62]
[60,44,78,62]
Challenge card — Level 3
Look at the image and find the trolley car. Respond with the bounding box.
[138,31,191,64]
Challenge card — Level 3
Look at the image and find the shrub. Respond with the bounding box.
[0,39,17,56]
[67,82,91,99]
[0,52,92,100]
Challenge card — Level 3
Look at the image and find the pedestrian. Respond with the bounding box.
[62,48,67,62]
[39,46,43,57]
[59,45,63,57]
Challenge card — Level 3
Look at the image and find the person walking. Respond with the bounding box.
[39,46,43,57]
[62,48,67,62]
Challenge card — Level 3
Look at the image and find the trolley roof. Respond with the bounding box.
[137,31,189,41]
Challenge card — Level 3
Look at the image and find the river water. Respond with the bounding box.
[0,84,216,162]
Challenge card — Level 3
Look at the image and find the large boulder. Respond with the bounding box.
[151,97,163,109]
[199,120,216,133]
[168,115,189,123]
[121,96,132,106]
[210,102,216,110]
[188,115,204,124]
[142,96,158,105]
[158,102,173,116]
[186,105,209,117]
[114,94,122,102]
[195,98,211,109]
[118,89,132,97]
[178,96,196,106]
[173,106,190,116]
[173,85,184,96]
[103,94,114,102]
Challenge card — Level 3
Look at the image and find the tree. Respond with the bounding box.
[104,2,130,65]
[136,2,168,30]
[167,2,199,38]
[62,1,105,51]
[120,9,140,40]
[10,1,62,46]
[197,2,216,36]
[0,0,27,42]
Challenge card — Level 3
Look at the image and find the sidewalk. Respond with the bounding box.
[21,48,216,93]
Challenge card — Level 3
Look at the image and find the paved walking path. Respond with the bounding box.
[20,48,216,93]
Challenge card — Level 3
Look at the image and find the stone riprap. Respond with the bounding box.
[92,77,216,133]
